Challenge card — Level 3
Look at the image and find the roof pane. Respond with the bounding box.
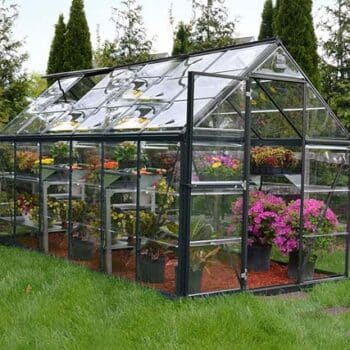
[254,47,304,78]
[206,44,271,74]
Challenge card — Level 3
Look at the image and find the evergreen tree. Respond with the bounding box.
[47,14,66,83]
[319,0,350,126]
[172,22,192,55]
[63,0,92,71]
[258,0,274,40]
[94,0,152,67]
[191,0,236,51]
[0,1,29,128]
[274,0,320,86]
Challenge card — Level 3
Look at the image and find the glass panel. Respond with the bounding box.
[259,80,304,132]
[207,44,271,74]
[138,59,180,77]
[1,110,36,135]
[0,143,15,246]
[14,143,40,250]
[109,103,166,131]
[254,47,304,78]
[167,52,222,79]
[305,146,349,192]
[70,142,102,271]
[75,106,131,133]
[306,86,348,139]
[18,111,65,135]
[145,99,212,130]
[251,83,300,138]
[41,142,70,259]
[138,142,180,294]
[176,76,239,101]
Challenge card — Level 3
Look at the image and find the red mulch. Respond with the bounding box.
[21,233,327,294]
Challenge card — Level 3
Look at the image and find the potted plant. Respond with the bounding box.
[229,191,287,271]
[139,178,177,283]
[114,142,138,169]
[175,218,220,293]
[251,146,299,175]
[50,142,70,165]
[195,153,241,181]
[16,151,38,175]
[274,198,338,280]
[70,200,96,260]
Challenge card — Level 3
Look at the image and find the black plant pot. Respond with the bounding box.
[140,255,165,283]
[70,239,94,260]
[287,251,315,280]
[247,244,272,271]
[175,266,203,294]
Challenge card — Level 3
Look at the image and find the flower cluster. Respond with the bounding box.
[228,194,338,256]
[251,146,297,169]
[228,192,286,246]
[17,151,38,173]
[197,153,241,180]
[274,199,338,255]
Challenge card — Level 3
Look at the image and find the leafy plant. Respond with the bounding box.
[251,146,298,169]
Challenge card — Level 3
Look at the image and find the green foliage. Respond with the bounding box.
[94,0,152,67]
[63,0,92,71]
[47,14,66,83]
[258,0,274,40]
[26,73,47,99]
[274,0,320,87]
[319,0,350,127]
[190,0,237,51]
[172,22,192,55]
[0,1,29,128]
[113,142,137,163]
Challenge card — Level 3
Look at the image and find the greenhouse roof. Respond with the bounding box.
[1,39,348,140]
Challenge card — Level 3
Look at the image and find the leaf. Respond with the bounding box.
[25,284,32,294]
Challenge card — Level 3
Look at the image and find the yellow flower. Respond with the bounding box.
[212,162,222,169]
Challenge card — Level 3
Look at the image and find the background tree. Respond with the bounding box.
[27,73,47,99]
[46,14,66,83]
[274,0,320,87]
[172,22,192,55]
[95,0,152,67]
[190,0,236,51]
[319,0,350,126]
[258,0,274,40]
[63,0,92,71]
[0,1,29,128]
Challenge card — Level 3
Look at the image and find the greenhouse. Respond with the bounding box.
[0,38,349,297]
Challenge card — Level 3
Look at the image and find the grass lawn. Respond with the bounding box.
[1,246,350,349]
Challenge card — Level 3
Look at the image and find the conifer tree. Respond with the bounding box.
[258,0,274,40]
[274,0,320,86]
[191,0,236,51]
[0,1,29,127]
[172,22,192,55]
[319,0,350,126]
[94,0,152,67]
[47,14,66,82]
[63,0,92,71]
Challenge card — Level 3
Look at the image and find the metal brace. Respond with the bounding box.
[240,269,248,280]
[242,180,247,191]
[246,90,252,99]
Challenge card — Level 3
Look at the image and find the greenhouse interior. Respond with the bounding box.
[0,38,349,297]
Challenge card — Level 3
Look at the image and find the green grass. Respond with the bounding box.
[1,246,350,349]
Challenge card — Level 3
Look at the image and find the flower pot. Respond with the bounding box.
[139,255,165,283]
[247,244,272,271]
[70,239,94,260]
[175,266,203,294]
[251,165,286,175]
[118,160,137,169]
[287,251,315,280]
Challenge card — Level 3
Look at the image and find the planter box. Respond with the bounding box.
[176,266,203,294]
[250,165,301,175]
